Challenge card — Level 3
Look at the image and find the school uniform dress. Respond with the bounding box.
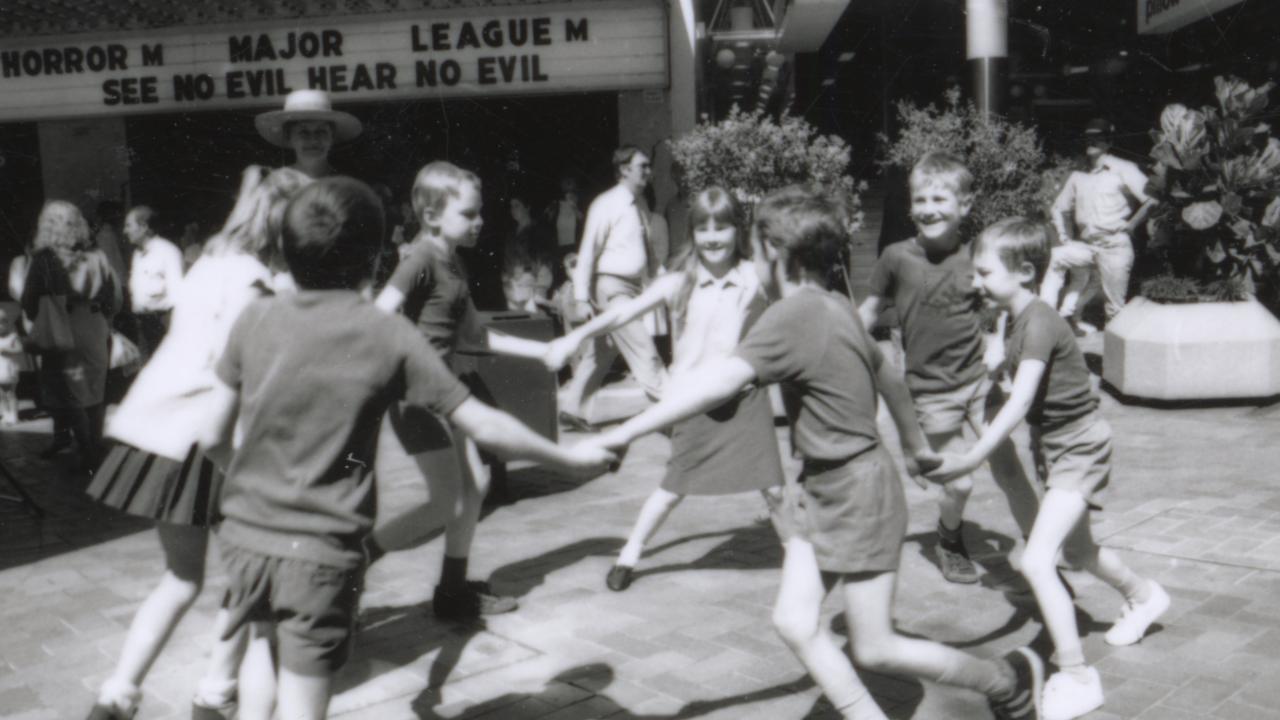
[660,262,782,496]
[87,253,274,526]
[736,288,906,574]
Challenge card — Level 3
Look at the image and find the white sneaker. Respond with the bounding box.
[1105,581,1170,646]
[1043,667,1103,720]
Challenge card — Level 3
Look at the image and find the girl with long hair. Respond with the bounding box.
[84,166,311,720]
[543,186,784,591]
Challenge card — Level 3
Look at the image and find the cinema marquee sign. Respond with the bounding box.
[1136,0,1245,34]
[0,0,666,122]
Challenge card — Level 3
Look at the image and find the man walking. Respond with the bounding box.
[1041,119,1155,334]
[123,205,183,358]
[560,146,666,426]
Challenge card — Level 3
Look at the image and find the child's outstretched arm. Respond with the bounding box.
[196,378,240,470]
[857,295,883,332]
[447,396,615,477]
[873,349,935,482]
[594,355,757,452]
[927,358,1044,483]
[543,274,680,371]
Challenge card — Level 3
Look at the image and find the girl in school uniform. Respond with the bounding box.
[543,186,784,591]
[84,166,311,720]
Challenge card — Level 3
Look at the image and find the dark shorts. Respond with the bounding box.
[219,541,364,676]
[1031,412,1112,508]
[798,447,907,575]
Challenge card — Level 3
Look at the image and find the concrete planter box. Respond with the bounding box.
[1103,296,1280,400]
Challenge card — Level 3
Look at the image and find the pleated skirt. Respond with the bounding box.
[87,442,224,527]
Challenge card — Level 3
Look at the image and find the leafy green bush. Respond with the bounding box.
[1139,275,1202,304]
[880,89,1048,234]
[1145,76,1280,301]
[669,106,865,232]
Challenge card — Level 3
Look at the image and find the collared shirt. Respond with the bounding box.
[573,184,652,302]
[1052,153,1151,241]
[129,236,184,312]
[669,260,762,374]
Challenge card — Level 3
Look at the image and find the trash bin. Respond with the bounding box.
[453,310,558,443]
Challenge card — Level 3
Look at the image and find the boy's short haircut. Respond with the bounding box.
[976,217,1052,286]
[411,161,481,223]
[129,205,157,229]
[754,184,849,288]
[282,176,385,290]
[909,151,974,198]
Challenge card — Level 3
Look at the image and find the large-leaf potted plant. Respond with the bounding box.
[1103,76,1280,400]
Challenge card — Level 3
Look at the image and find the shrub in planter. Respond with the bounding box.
[670,106,864,228]
[880,88,1048,234]
[670,107,865,288]
[1143,76,1280,306]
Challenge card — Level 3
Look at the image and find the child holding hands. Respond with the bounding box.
[588,187,1044,720]
[200,177,613,720]
[859,152,1038,584]
[927,217,1169,720]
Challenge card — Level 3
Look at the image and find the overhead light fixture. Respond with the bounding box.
[837,51,855,62]
[820,78,836,87]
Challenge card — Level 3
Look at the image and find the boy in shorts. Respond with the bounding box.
[859,152,1038,583]
[928,218,1169,720]
[590,187,1044,720]
[200,177,613,720]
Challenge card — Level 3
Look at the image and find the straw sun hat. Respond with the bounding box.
[254,89,363,148]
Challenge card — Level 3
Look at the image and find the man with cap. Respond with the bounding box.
[255,89,362,180]
[1041,118,1156,333]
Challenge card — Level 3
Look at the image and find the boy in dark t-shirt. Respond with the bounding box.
[588,188,1044,720]
[859,152,1037,584]
[371,161,551,620]
[202,177,613,720]
[927,218,1168,720]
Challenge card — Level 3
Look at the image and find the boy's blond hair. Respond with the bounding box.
[909,152,974,199]
[411,161,481,226]
[975,217,1052,287]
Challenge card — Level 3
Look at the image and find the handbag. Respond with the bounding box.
[109,331,142,375]
[28,294,74,353]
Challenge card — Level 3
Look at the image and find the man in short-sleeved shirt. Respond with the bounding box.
[1005,298,1096,430]
[867,240,985,395]
[216,290,471,570]
[1042,118,1154,327]
[735,288,881,463]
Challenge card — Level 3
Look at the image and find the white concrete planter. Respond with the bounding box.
[1103,296,1280,400]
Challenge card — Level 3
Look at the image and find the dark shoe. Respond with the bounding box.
[432,580,518,619]
[558,411,593,433]
[86,704,134,720]
[989,647,1044,720]
[605,564,634,592]
[191,697,236,720]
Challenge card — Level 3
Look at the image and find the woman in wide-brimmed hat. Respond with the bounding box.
[255,89,362,180]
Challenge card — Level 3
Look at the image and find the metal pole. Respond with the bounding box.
[965,0,1007,117]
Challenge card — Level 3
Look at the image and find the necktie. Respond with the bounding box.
[635,198,655,279]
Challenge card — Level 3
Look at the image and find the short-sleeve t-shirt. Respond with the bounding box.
[216,290,471,569]
[735,288,882,463]
[386,236,484,362]
[867,239,985,394]
[1006,298,1097,429]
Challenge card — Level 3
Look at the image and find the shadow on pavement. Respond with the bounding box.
[336,601,486,698]
[0,432,152,572]
[410,661,826,720]
[629,522,783,584]
[488,535,624,597]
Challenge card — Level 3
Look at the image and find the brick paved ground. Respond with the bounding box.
[3,359,1280,720]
